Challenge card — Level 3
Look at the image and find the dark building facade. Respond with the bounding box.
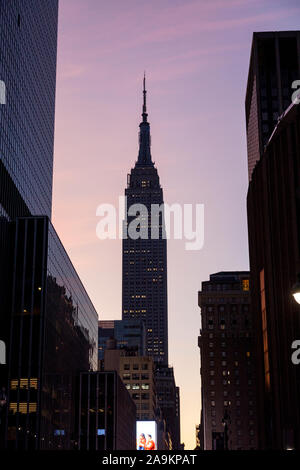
[77,371,136,451]
[98,319,146,362]
[4,217,98,450]
[247,102,300,449]
[246,31,300,180]
[155,365,181,450]
[198,272,258,450]
[122,77,168,365]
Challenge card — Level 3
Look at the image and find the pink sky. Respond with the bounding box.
[52,0,300,449]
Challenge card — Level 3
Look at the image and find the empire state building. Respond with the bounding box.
[122,76,168,364]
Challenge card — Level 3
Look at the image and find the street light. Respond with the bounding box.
[292,274,300,304]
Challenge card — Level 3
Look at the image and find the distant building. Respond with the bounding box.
[5,217,98,450]
[247,101,300,449]
[98,319,146,363]
[198,271,258,450]
[77,371,136,450]
[104,347,156,422]
[246,31,300,180]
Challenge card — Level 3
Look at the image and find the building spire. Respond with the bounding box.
[136,73,153,167]
[142,71,148,122]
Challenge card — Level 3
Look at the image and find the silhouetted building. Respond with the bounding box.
[155,409,172,451]
[155,365,181,449]
[98,319,146,362]
[122,77,168,364]
[198,272,258,450]
[246,31,300,180]
[4,217,98,450]
[247,101,300,449]
[195,423,202,450]
[77,371,136,450]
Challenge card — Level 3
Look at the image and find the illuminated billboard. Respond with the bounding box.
[136,421,157,450]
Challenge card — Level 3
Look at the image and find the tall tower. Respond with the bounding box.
[122,76,168,365]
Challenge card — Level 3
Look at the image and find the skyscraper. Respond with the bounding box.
[122,77,168,365]
[198,272,258,450]
[0,0,59,425]
[0,0,59,218]
[245,31,300,180]
[247,101,300,450]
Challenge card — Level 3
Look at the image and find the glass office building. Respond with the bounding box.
[0,0,59,418]
[5,217,98,450]
[0,0,59,218]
